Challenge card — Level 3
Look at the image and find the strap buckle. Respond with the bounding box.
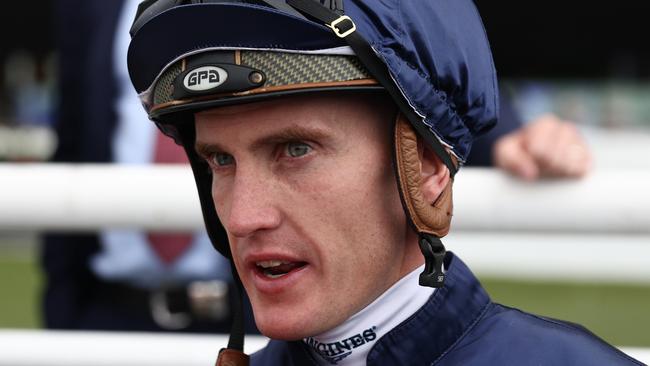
[149,280,230,330]
[188,280,230,321]
[418,234,447,288]
[150,290,191,330]
[327,15,356,38]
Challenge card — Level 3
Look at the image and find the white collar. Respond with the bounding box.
[303,265,434,365]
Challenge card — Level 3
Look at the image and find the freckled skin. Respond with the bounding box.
[195,94,424,340]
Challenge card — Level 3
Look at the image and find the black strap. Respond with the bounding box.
[227,260,246,351]
[287,0,342,21]
[286,0,458,178]
[418,234,446,288]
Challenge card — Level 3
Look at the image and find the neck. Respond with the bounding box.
[303,265,434,366]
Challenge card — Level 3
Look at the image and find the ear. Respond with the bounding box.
[394,114,454,237]
[418,140,450,204]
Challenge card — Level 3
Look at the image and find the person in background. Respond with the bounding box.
[42,0,255,333]
[468,93,592,180]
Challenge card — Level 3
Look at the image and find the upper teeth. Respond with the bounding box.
[256,260,289,268]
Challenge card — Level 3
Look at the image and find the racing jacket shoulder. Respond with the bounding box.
[251,253,644,366]
[438,302,643,365]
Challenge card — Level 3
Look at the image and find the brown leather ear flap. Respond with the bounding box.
[215,348,249,366]
[394,114,455,238]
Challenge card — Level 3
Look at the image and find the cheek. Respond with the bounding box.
[305,160,402,258]
[228,239,245,271]
[210,176,230,218]
[210,177,241,252]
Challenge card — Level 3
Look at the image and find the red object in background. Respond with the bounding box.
[147,130,192,265]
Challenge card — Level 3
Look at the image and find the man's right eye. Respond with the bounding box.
[211,153,234,167]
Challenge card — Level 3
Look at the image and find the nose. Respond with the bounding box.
[220,169,281,238]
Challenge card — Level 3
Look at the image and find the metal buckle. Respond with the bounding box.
[327,15,356,38]
[150,290,192,330]
[188,280,229,321]
[149,280,229,329]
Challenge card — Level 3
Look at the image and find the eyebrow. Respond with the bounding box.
[195,124,332,158]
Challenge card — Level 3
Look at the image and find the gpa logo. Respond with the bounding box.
[183,66,228,92]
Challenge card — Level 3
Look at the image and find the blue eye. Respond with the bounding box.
[286,142,312,158]
[213,153,234,166]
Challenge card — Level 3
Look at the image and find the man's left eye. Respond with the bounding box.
[286,142,312,158]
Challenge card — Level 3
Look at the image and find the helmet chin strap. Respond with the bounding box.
[177,125,249,365]
[393,114,456,288]
[215,261,250,366]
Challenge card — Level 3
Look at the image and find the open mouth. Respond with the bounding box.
[255,260,308,279]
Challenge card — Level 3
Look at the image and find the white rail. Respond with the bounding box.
[1,165,649,363]
[0,330,647,366]
[447,232,650,284]
[0,330,266,366]
[1,164,200,231]
[2,163,650,283]
[2,164,650,233]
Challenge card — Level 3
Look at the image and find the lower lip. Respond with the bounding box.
[250,264,309,294]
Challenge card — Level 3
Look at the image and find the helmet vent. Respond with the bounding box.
[154,62,183,105]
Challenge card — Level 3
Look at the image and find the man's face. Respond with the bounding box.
[195,94,421,340]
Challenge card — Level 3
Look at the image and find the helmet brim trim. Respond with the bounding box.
[128,3,344,93]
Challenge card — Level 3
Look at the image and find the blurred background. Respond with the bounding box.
[1,0,649,359]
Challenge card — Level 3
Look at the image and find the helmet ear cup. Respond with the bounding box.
[394,114,454,237]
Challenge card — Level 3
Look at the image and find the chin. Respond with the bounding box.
[252,300,329,341]
[256,316,312,341]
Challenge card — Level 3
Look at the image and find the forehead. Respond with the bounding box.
[194,93,395,144]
